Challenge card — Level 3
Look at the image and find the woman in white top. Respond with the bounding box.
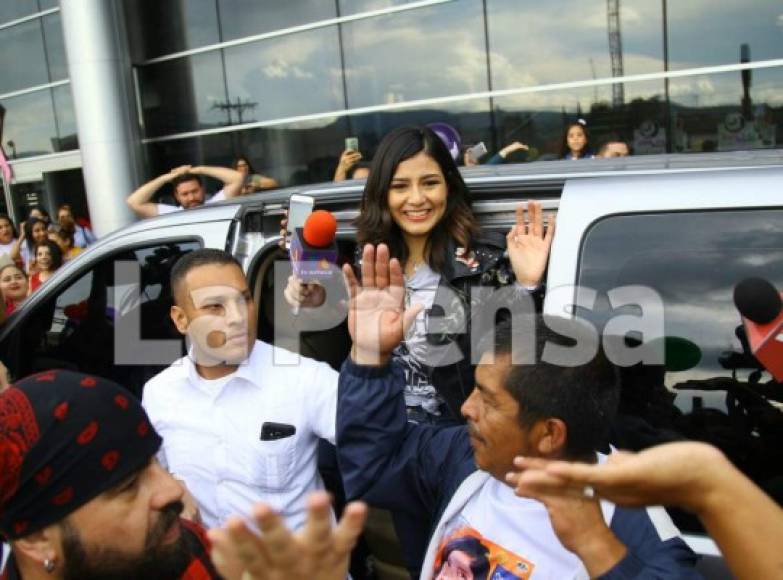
[0,214,18,258]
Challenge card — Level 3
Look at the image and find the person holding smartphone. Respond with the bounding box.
[334,138,370,182]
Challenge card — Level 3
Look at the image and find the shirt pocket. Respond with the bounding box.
[243,436,297,491]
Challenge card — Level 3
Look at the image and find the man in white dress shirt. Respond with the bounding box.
[142,249,339,531]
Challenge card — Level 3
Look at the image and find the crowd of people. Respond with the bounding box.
[0,204,95,316]
[1,124,781,580]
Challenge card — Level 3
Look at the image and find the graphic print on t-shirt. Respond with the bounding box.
[433,522,535,580]
[392,265,445,416]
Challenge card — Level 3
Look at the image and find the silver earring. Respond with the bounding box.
[44,558,55,573]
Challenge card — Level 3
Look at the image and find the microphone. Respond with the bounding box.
[290,210,339,314]
[733,277,783,381]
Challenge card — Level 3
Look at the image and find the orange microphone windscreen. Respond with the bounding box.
[303,210,337,247]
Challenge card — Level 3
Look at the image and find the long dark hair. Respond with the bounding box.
[233,155,256,175]
[559,121,591,158]
[354,126,478,273]
[24,218,48,254]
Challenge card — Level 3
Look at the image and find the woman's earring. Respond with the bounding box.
[44,558,56,573]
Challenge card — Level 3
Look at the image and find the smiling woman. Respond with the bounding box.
[337,126,554,425]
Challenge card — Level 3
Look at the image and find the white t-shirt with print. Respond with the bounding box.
[435,458,614,580]
[156,189,226,216]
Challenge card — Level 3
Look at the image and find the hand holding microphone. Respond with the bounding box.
[288,210,339,315]
[284,275,326,311]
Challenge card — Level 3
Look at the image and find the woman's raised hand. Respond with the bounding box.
[506,200,555,288]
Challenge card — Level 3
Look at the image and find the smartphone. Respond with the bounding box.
[345,136,359,152]
[260,422,296,441]
[466,142,488,163]
[286,194,314,249]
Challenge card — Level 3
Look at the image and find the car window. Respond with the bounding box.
[576,209,783,533]
[3,241,200,397]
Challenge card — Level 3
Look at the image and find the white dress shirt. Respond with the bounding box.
[142,339,338,530]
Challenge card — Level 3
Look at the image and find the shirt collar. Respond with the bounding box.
[183,340,263,394]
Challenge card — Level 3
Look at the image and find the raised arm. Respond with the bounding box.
[249,174,279,191]
[508,442,779,579]
[10,227,25,263]
[126,165,191,218]
[337,245,474,512]
[191,165,244,199]
[334,149,362,182]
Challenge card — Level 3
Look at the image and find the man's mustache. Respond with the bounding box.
[146,500,184,549]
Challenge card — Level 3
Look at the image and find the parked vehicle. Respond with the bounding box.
[2,150,781,578]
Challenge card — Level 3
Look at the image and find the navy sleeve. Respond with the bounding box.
[484,153,505,165]
[599,507,702,579]
[336,357,475,516]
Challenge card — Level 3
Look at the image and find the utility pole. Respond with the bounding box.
[211,97,258,125]
[607,0,624,108]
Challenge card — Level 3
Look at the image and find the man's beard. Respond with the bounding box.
[60,500,191,580]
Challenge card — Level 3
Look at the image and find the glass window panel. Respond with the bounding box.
[145,100,494,189]
[223,27,345,124]
[1,89,58,158]
[349,99,494,163]
[123,0,219,61]
[145,133,236,202]
[52,84,78,151]
[667,0,783,70]
[137,52,228,138]
[487,0,663,90]
[493,80,666,160]
[0,21,49,94]
[0,2,37,24]
[38,0,59,10]
[339,0,424,16]
[341,0,488,108]
[217,0,336,42]
[42,13,67,82]
[667,67,782,153]
[577,209,783,531]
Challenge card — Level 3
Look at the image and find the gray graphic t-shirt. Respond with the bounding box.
[393,263,446,418]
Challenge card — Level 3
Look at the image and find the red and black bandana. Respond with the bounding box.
[0,370,162,540]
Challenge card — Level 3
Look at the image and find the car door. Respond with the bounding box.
[546,166,783,574]
[0,217,234,397]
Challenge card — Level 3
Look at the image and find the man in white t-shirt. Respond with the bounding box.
[337,246,700,579]
[126,164,244,219]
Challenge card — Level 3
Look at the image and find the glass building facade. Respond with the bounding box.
[0,1,75,160]
[126,0,783,185]
[1,0,782,219]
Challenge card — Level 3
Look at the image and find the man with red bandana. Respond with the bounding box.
[0,370,222,580]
